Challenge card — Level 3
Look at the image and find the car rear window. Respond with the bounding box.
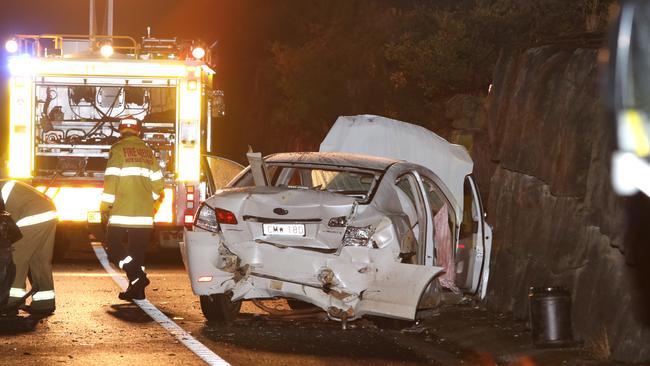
[232,164,379,200]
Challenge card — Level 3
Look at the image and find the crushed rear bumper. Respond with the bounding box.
[182,229,443,320]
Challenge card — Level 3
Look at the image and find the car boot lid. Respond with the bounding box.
[320,114,473,209]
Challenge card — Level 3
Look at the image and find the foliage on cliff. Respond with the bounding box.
[222,0,613,155]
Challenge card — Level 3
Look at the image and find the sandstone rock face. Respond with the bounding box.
[474,45,650,362]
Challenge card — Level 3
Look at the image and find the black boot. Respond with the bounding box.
[118,276,150,301]
[21,305,55,317]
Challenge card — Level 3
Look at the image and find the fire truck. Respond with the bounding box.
[3,33,225,253]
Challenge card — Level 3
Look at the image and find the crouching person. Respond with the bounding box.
[100,118,164,301]
[0,179,58,316]
[0,246,14,313]
[0,202,18,313]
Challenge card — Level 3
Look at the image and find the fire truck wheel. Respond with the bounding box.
[199,293,241,322]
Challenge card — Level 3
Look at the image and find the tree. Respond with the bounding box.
[237,0,614,153]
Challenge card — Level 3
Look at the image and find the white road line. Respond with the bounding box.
[92,244,230,366]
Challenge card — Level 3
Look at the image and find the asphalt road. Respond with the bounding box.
[0,248,440,366]
[1,247,616,366]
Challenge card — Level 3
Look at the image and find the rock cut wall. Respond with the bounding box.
[474,45,650,362]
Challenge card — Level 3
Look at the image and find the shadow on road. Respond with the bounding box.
[107,303,153,324]
[200,314,428,363]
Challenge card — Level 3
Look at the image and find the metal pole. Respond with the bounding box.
[89,0,96,36]
[107,0,114,36]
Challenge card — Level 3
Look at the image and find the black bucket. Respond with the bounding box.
[529,287,573,347]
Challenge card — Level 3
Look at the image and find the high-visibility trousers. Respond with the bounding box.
[8,219,57,311]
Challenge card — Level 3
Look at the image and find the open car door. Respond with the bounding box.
[321,115,493,299]
[455,176,492,298]
[203,155,245,195]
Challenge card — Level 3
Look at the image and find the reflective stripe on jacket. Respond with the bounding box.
[9,288,56,301]
[16,210,58,227]
[100,136,164,228]
[0,180,58,225]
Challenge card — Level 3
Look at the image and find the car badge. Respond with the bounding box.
[273,208,289,215]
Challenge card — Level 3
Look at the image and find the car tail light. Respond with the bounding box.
[194,203,219,232]
[215,208,238,225]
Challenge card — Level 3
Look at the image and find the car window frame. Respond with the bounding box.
[395,171,430,264]
[419,174,458,246]
[229,162,388,204]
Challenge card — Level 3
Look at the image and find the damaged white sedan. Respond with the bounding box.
[181,115,492,323]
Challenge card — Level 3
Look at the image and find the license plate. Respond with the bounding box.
[263,223,305,236]
[87,211,102,224]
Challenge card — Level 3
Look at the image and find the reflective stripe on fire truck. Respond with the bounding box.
[32,290,56,301]
[105,166,162,180]
[109,215,154,226]
[15,210,58,227]
[1,180,16,204]
[101,193,116,203]
[9,287,26,298]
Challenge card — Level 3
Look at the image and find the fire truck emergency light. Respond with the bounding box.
[191,47,206,60]
[7,54,37,76]
[100,44,114,58]
[5,39,18,53]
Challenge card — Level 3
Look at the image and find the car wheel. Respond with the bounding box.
[199,293,242,322]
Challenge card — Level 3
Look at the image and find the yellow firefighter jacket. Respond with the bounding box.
[0,180,58,227]
[100,136,164,228]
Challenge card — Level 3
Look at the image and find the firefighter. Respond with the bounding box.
[0,179,58,315]
[100,118,164,301]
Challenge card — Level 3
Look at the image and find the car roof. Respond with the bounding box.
[265,152,399,171]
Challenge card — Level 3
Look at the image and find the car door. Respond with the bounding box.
[416,174,457,277]
[455,175,490,296]
[203,155,245,195]
[395,172,431,265]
